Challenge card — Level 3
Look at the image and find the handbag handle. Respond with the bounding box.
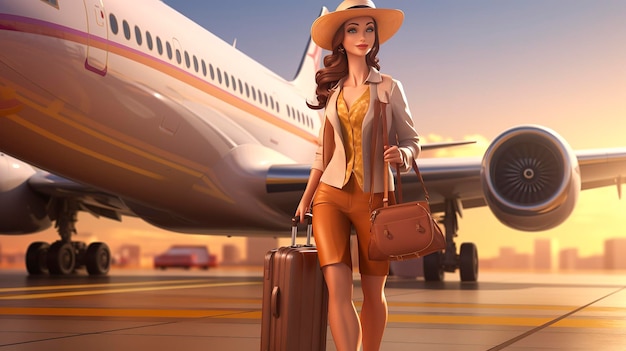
[369,99,429,208]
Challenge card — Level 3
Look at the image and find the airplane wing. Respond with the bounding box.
[577,148,626,192]
[267,126,626,232]
[27,171,135,221]
[17,125,626,235]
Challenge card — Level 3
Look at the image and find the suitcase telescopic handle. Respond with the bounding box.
[291,213,313,247]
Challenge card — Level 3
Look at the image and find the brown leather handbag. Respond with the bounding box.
[368,88,446,261]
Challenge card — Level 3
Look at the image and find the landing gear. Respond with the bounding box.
[24,200,111,276]
[423,251,444,281]
[459,243,479,282]
[85,242,111,275]
[423,198,479,282]
[25,242,49,275]
[47,241,76,275]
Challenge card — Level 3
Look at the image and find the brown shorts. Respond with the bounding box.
[312,176,390,276]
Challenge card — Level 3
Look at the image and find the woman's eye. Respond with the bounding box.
[347,27,357,34]
[366,26,375,32]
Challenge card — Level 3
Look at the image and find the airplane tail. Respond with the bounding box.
[291,7,328,102]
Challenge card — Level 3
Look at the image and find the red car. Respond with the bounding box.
[154,245,216,270]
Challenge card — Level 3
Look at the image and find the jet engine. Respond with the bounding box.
[481,126,581,231]
[0,154,51,234]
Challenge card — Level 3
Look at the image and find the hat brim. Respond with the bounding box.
[311,8,404,51]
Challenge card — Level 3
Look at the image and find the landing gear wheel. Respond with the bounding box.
[26,242,50,275]
[459,243,478,282]
[47,241,76,275]
[85,242,111,276]
[423,251,444,282]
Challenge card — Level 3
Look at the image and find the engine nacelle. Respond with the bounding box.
[481,126,581,231]
[0,154,51,234]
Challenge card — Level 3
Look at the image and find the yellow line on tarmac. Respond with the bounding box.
[0,279,209,293]
[387,314,626,329]
[2,308,624,329]
[382,302,626,313]
[0,307,246,318]
[0,281,261,300]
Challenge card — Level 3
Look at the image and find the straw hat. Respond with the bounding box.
[311,0,404,51]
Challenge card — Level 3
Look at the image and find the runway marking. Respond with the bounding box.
[387,314,626,329]
[367,301,626,313]
[487,287,626,350]
[0,307,249,318]
[1,308,624,329]
[0,279,209,293]
[0,281,261,300]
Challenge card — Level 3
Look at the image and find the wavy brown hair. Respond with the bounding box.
[307,19,381,110]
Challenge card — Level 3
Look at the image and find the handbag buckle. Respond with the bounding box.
[384,229,392,239]
[370,210,378,222]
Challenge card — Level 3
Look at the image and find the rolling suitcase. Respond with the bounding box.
[260,214,329,351]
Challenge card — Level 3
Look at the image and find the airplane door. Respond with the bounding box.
[83,0,108,75]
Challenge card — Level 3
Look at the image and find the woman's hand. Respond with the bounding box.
[294,200,310,224]
[384,145,404,165]
[294,168,322,223]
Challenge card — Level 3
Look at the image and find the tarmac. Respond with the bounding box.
[0,267,625,350]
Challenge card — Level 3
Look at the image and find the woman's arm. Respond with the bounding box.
[389,79,420,172]
[295,168,322,223]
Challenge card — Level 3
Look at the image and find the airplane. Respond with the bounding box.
[1,1,625,281]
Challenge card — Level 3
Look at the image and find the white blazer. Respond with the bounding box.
[311,67,420,193]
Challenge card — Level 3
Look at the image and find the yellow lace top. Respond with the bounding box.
[337,86,370,188]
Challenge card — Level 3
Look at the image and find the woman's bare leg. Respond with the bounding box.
[323,263,361,351]
[360,274,388,351]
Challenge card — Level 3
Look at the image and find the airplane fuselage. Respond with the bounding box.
[0,0,321,233]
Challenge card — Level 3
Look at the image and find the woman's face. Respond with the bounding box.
[341,16,376,58]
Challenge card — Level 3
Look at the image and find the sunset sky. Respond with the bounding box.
[2,1,625,264]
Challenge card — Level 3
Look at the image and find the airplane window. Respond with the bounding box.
[109,14,118,35]
[146,31,153,51]
[134,26,142,46]
[193,56,199,73]
[184,51,190,68]
[286,105,291,118]
[270,96,275,110]
[297,111,302,123]
[224,72,229,88]
[251,86,256,101]
[258,89,263,104]
[209,64,215,80]
[231,76,237,91]
[175,49,182,65]
[238,79,243,94]
[217,68,222,84]
[276,102,280,113]
[264,93,269,107]
[122,20,130,40]
[245,83,250,98]
[166,42,173,60]
[156,37,163,55]
[201,60,207,77]
[41,0,59,7]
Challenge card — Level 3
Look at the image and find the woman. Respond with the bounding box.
[294,1,420,350]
